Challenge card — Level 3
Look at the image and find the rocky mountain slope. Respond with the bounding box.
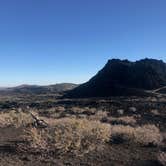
[66,58,166,98]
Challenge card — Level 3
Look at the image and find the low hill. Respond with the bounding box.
[0,83,78,95]
[66,58,166,98]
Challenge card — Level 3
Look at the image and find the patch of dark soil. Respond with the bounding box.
[0,144,16,153]
[133,160,163,166]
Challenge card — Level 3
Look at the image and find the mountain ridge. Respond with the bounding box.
[65,58,166,98]
[0,83,78,95]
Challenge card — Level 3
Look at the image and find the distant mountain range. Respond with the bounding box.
[1,58,166,97]
[65,58,166,98]
[0,83,78,95]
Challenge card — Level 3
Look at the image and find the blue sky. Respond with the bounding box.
[0,0,166,86]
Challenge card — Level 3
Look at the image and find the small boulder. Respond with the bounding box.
[117,109,124,115]
[129,107,137,112]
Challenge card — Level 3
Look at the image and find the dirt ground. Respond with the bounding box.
[0,96,165,166]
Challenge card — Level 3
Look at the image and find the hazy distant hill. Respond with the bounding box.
[66,58,166,98]
[0,83,78,95]
[0,87,7,90]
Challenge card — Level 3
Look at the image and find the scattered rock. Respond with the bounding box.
[129,107,137,112]
[117,109,124,115]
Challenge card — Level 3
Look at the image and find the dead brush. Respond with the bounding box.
[24,118,111,155]
[111,125,134,143]
[88,110,108,121]
[0,112,12,127]
[70,107,97,115]
[0,110,34,128]
[24,127,48,149]
[109,116,137,125]
[111,124,163,146]
[158,152,166,166]
[134,124,163,146]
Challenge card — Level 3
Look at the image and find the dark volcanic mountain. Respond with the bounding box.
[66,58,166,98]
[0,83,78,95]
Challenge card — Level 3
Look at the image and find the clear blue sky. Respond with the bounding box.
[0,0,166,86]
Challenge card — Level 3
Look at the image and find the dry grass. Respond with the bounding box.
[88,111,108,121]
[111,124,162,146]
[38,106,65,118]
[158,152,166,166]
[134,125,162,146]
[55,106,66,112]
[24,128,47,149]
[111,125,134,142]
[25,118,111,154]
[150,109,160,115]
[71,107,97,114]
[109,116,137,125]
[0,107,163,156]
[0,110,34,128]
[0,113,11,127]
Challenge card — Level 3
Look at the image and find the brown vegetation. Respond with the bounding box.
[111,124,162,146]
[0,95,165,165]
[0,110,34,128]
[24,118,111,155]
